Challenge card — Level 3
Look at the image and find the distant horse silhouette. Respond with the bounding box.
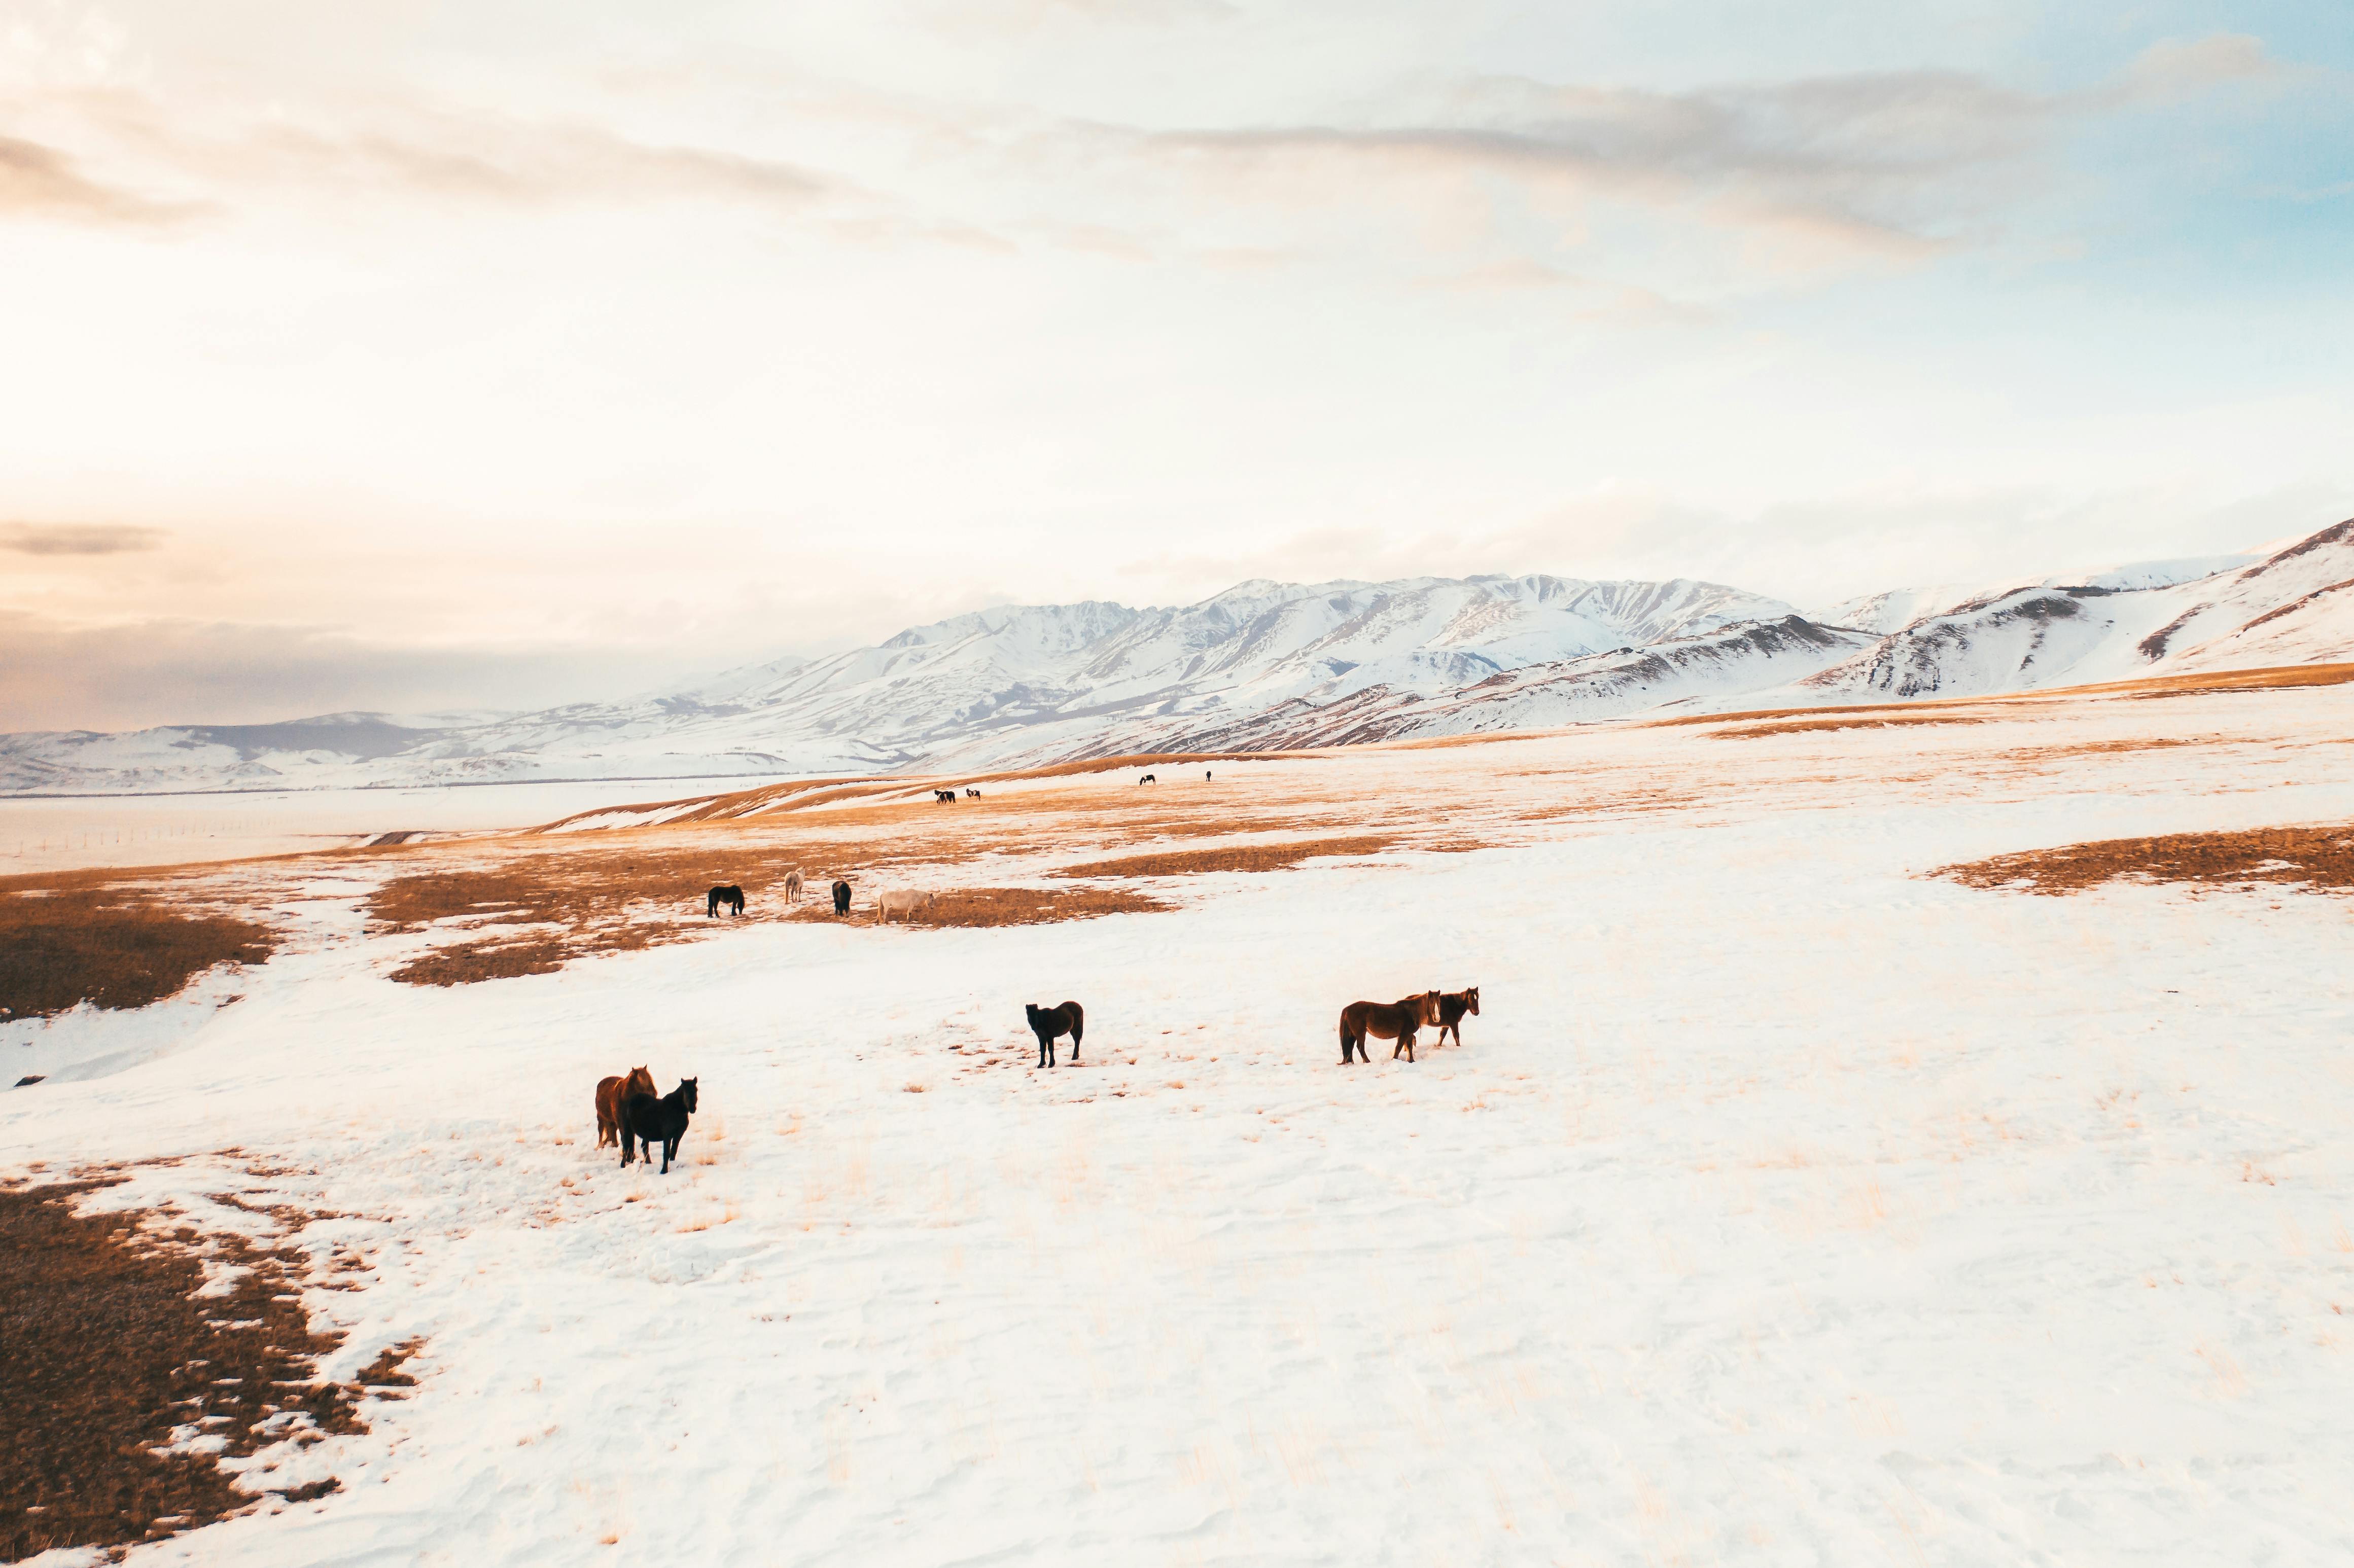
[1026,1001,1084,1067]
[1435,986,1480,1050]
[595,1064,656,1150]
[1138,774,1156,786]
[832,880,852,916]
[784,869,804,904]
[622,1078,699,1173]
[877,889,935,924]
[966,789,981,799]
[1205,771,1212,780]
[707,884,745,918]
[1339,991,1441,1064]
[933,789,957,804]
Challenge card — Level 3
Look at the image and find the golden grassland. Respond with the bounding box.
[0,894,274,1022]
[1938,823,2354,897]
[0,1177,415,1559]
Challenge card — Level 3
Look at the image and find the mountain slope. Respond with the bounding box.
[5,524,2350,797]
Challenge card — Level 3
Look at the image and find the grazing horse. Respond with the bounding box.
[1339,991,1441,1064]
[783,869,804,904]
[707,884,745,918]
[594,1064,656,1149]
[1435,986,1480,1049]
[622,1078,699,1173]
[832,880,852,916]
[877,889,936,924]
[933,789,957,804]
[966,788,981,799]
[1026,1001,1084,1067]
[1138,773,1156,786]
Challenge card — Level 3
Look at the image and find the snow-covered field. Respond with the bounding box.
[9,686,2354,1565]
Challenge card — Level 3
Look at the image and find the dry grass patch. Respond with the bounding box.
[1937,822,2354,897]
[1051,835,1403,878]
[0,1180,405,1561]
[897,887,1174,926]
[0,894,274,1022]
[1711,714,1994,740]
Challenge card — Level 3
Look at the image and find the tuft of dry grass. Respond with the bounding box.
[0,896,274,1022]
[0,1180,407,1560]
[1936,822,2354,897]
[1049,836,1402,879]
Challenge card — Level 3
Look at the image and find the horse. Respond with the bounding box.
[622,1078,699,1173]
[933,789,957,804]
[1205,771,1212,781]
[707,884,745,918]
[1435,986,1480,1049]
[966,789,981,799]
[877,889,936,924]
[832,880,851,916]
[784,869,804,904]
[594,1064,656,1149]
[1339,991,1441,1064]
[1026,1001,1084,1067]
[1138,774,1156,785]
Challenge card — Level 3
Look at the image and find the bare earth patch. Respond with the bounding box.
[0,895,275,1022]
[0,1180,410,1561]
[1936,823,2354,897]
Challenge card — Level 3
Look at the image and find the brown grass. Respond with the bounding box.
[1050,835,1402,878]
[1937,822,2354,897]
[891,887,1174,926]
[0,895,274,1022]
[0,1180,405,1560]
[1711,715,1993,740]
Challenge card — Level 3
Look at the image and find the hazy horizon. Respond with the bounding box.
[5,0,2349,731]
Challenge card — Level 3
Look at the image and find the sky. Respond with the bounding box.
[2,0,2349,731]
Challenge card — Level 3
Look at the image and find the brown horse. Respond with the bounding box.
[595,1065,656,1149]
[1434,986,1480,1049]
[1339,990,1441,1064]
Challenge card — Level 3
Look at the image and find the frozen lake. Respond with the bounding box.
[0,775,816,875]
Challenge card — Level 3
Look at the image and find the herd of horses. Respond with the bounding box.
[1340,986,1479,1063]
[591,985,1477,1174]
[707,874,852,919]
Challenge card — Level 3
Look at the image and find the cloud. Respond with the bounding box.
[0,133,194,226]
[0,522,169,556]
[2116,34,2278,106]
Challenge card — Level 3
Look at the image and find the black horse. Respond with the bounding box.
[933,790,956,804]
[1138,774,1155,786]
[707,884,745,918]
[965,789,980,799]
[622,1078,699,1173]
[832,879,852,916]
[1026,1001,1084,1068]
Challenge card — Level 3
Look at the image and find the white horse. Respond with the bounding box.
[876,889,937,924]
[783,869,804,904]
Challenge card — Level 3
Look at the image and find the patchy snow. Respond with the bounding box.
[7,686,2354,1564]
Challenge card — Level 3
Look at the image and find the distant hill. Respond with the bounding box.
[7,523,2350,795]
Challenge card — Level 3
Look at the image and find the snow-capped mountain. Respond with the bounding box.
[5,523,2350,796]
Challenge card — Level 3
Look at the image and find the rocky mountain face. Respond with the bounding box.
[7,523,2351,795]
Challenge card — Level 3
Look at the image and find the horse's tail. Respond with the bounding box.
[1063,1002,1083,1046]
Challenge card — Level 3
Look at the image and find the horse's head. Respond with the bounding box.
[1025,1003,1045,1027]
[678,1077,699,1114]
[1463,987,1480,1015]
[1422,990,1444,1025]
[627,1065,655,1095]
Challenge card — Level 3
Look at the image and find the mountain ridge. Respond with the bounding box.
[7,525,2351,796]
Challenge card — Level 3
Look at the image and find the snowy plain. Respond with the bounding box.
[7,686,2354,1566]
